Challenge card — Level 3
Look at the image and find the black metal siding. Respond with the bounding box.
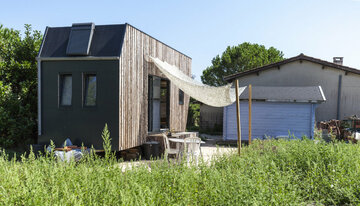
[38,60,119,150]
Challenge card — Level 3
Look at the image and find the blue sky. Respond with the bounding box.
[1,0,359,81]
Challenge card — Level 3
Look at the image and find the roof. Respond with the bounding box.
[38,23,191,59]
[239,86,326,103]
[39,24,126,58]
[224,53,360,82]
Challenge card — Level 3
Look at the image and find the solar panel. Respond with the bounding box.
[66,23,95,56]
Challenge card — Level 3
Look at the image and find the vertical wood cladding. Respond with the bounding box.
[118,24,191,150]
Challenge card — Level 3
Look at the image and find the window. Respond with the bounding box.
[59,74,72,106]
[148,76,170,132]
[84,74,97,106]
[179,89,184,105]
[66,23,95,56]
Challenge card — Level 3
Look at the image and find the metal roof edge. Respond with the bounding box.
[36,56,120,61]
[318,86,326,102]
[224,54,360,82]
[37,26,49,58]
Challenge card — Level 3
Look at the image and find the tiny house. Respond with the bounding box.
[37,23,191,150]
[223,86,326,140]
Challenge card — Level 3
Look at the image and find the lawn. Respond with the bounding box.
[1,138,360,205]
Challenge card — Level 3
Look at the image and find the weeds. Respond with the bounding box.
[102,123,115,161]
[0,137,360,205]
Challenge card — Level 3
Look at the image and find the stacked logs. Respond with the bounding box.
[318,118,357,143]
[318,119,341,137]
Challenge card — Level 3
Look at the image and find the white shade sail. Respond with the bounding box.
[150,56,246,107]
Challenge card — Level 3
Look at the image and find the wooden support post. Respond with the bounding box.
[248,84,252,145]
[235,80,241,155]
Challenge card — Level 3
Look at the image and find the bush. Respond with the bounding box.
[0,24,42,148]
[0,81,36,148]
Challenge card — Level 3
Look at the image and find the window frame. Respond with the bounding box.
[82,72,97,108]
[58,73,73,108]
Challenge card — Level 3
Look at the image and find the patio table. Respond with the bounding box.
[168,138,205,144]
[168,137,204,163]
[168,138,205,156]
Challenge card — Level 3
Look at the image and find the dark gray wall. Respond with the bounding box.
[38,60,119,150]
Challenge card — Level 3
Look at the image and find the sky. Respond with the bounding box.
[1,0,359,81]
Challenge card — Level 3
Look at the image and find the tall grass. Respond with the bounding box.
[1,138,360,205]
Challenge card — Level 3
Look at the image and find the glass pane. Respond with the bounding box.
[179,89,184,105]
[151,77,161,131]
[160,79,169,129]
[152,77,161,99]
[85,75,96,106]
[152,100,160,132]
[60,75,72,106]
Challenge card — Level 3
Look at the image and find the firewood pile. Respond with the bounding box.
[318,119,341,137]
[318,117,360,143]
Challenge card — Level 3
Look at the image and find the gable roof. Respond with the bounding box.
[224,53,360,82]
[37,23,191,59]
[239,86,326,103]
[38,24,126,58]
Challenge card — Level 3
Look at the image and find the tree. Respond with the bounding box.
[201,42,284,86]
[187,97,200,130]
[187,74,200,130]
[0,24,42,148]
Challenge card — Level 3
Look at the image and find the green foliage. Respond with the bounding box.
[186,97,200,130]
[102,124,114,161]
[0,24,42,148]
[201,42,284,86]
[1,138,360,204]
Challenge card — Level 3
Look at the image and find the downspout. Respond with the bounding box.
[310,104,315,138]
[37,27,48,137]
[223,106,226,140]
[336,75,342,120]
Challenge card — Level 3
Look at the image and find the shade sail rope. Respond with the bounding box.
[149,56,246,107]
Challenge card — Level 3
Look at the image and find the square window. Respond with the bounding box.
[59,74,72,106]
[179,89,184,105]
[84,74,97,106]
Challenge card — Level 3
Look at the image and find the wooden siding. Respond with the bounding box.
[223,102,317,140]
[118,24,191,150]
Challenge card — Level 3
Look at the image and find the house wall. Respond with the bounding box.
[223,101,316,140]
[118,24,191,150]
[38,60,119,150]
[235,60,360,121]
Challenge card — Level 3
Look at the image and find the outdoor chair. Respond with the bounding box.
[162,133,181,161]
[184,137,202,165]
